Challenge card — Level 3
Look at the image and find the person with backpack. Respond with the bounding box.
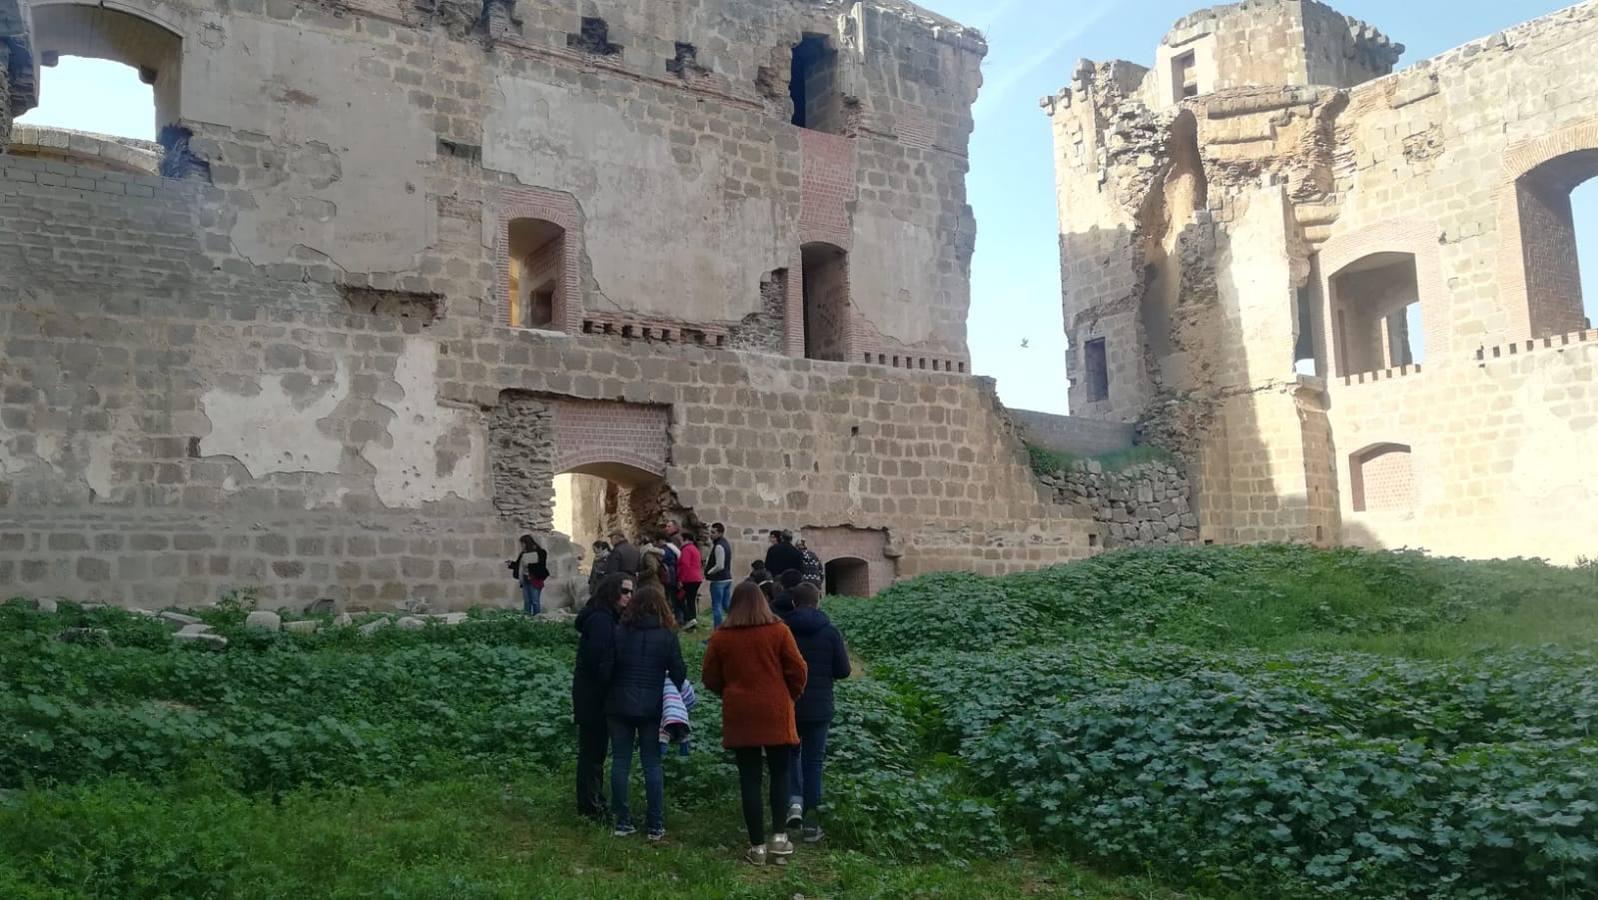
[779,583,851,843]
[701,581,808,866]
[602,584,686,842]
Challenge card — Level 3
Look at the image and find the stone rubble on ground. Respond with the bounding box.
[358,617,391,636]
[159,611,203,630]
[283,620,320,635]
[396,616,427,631]
[244,610,282,632]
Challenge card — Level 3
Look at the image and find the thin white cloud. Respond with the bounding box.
[974,1,1116,113]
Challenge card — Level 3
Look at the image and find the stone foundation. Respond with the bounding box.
[1041,461,1199,549]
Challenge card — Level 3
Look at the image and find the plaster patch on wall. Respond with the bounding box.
[483,75,789,323]
[199,364,349,478]
[851,211,940,346]
[363,339,485,507]
[4,429,121,500]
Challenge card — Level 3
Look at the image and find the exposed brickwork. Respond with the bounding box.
[797,526,893,596]
[552,401,670,479]
[493,186,581,334]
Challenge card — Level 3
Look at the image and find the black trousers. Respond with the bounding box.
[678,582,701,625]
[733,745,791,846]
[576,717,609,819]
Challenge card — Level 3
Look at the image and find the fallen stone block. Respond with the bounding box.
[283,620,319,635]
[358,617,391,636]
[245,610,282,632]
[174,630,228,651]
[396,616,427,631]
[159,611,203,630]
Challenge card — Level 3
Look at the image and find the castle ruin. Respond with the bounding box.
[1047,0,1598,563]
[0,0,1102,610]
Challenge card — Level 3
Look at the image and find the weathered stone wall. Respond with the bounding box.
[1039,461,1198,549]
[1047,0,1598,563]
[0,150,1094,608]
[1010,408,1136,458]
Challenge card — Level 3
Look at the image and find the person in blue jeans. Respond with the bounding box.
[600,584,686,841]
[706,522,734,628]
[510,534,549,615]
[779,583,851,842]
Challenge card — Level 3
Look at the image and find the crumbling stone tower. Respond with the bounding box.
[1047,0,1598,562]
[0,0,1099,609]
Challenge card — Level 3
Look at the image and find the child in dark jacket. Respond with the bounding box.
[780,583,851,842]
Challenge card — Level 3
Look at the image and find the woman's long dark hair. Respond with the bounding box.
[623,584,678,631]
[588,573,630,616]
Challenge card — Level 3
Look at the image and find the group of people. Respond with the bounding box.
[568,522,851,866]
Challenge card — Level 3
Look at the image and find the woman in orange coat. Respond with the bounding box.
[701,581,808,865]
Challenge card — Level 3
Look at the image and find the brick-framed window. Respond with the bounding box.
[493,187,582,333]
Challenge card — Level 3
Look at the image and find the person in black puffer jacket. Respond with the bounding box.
[572,573,631,822]
[601,584,686,840]
[780,583,851,843]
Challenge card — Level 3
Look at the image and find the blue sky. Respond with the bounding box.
[17,1,1597,414]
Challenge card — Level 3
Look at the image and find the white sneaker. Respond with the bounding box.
[785,803,803,831]
[744,845,767,866]
[767,833,795,857]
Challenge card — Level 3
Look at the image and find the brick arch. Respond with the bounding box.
[552,400,669,481]
[1496,117,1598,342]
[1348,442,1414,514]
[1317,218,1448,372]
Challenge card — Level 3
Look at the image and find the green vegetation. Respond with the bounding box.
[1025,442,1175,478]
[4,544,1598,897]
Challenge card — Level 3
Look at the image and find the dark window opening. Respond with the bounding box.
[802,242,850,361]
[667,41,708,78]
[1084,338,1109,403]
[824,557,870,597]
[1294,286,1319,376]
[790,34,842,133]
[568,17,622,56]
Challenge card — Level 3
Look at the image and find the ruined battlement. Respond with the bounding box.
[1046,0,1598,562]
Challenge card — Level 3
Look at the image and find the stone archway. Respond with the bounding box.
[823,556,870,597]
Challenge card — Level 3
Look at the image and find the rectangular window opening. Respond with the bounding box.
[790,34,842,133]
[1084,338,1109,403]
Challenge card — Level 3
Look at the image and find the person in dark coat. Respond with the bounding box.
[771,568,803,617]
[605,531,642,578]
[572,573,632,821]
[781,583,851,843]
[602,584,686,841]
[764,529,805,583]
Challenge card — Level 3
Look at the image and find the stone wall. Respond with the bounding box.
[1011,409,1136,458]
[0,151,1094,609]
[1039,460,1198,549]
[1046,0,1598,564]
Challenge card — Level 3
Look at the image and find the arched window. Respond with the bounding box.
[1328,252,1423,377]
[1349,443,1414,513]
[20,3,181,141]
[801,241,849,362]
[1517,150,1598,337]
[507,218,565,330]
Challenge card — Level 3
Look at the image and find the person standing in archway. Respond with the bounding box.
[701,582,808,866]
[765,530,805,584]
[605,530,641,578]
[796,540,824,593]
[706,523,734,629]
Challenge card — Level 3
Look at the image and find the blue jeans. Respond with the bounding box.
[609,716,664,833]
[788,720,830,813]
[709,580,732,628]
[521,582,542,616]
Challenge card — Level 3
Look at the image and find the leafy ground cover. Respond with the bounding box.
[4,544,1597,897]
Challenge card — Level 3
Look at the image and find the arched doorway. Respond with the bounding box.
[1328,251,1423,377]
[552,461,672,571]
[823,557,870,598]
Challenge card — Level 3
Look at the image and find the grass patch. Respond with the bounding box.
[1025,443,1175,478]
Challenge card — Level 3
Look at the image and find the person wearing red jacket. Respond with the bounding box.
[675,532,704,631]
